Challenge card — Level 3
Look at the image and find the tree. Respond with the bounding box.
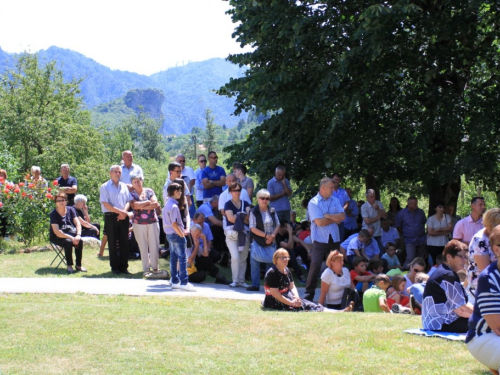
[204,108,217,152]
[220,1,500,213]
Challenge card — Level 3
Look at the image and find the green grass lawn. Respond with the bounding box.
[0,294,488,375]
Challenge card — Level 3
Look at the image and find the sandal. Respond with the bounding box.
[76,266,87,272]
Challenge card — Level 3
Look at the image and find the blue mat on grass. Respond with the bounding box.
[404,328,465,342]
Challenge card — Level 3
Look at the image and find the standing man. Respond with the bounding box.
[57,164,78,206]
[194,154,207,208]
[331,173,350,241]
[453,197,486,246]
[344,188,359,239]
[100,165,133,275]
[361,189,387,251]
[303,177,345,301]
[120,150,143,187]
[267,165,293,223]
[201,151,226,201]
[176,154,196,217]
[395,196,427,269]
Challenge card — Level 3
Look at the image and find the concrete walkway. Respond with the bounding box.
[0,277,311,302]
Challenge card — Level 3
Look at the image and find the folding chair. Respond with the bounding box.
[49,243,67,269]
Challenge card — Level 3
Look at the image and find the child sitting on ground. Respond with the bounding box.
[408,272,429,315]
[368,259,384,275]
[381,242,402,271]
[362,274,391,313]
[350,256,376,293]
[386,274,410,308]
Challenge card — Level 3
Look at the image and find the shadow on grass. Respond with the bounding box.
[35,267,67,276]
[81,270,144,279]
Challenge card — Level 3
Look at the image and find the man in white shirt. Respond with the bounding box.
[218,174,251,215]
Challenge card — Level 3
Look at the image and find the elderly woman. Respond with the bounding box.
[467,225,500,375]
[30,166,48,188]
[73,194,100,240]
[129,173,164,279]
[318,250,354,309]
[467,208,500,300]
[263,248,352,312]
[422,240,473,333]
[224,182,251,288]
[49,192,85,274]
[247,189,280,292]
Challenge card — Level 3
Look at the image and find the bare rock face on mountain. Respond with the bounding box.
[124,88,165,119]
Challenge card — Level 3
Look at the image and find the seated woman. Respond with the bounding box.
[263,248,352,312]
[318,250,354,309]
[422,240,473,333]
[73,194,100,240]
[467,225,500,375]
[49,192,86,274]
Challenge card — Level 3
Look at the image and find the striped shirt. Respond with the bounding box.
[308,193,344,243]
[466,261,500,343]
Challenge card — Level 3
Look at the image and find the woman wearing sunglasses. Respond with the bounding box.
[263,248,352,312]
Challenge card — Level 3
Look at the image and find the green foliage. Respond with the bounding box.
[220,0,500,211]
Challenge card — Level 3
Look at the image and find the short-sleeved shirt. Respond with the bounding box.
[263,265,294,310]
[321,267,351,305]
[99,180,133,212]
[181,166,195,194]
[466,261,500,343]
[56,175,77,205]
[381,253,401,267]
[223,199,250,228]
[49,207,78,241]
[239,176,254,194]
[426,214,451,246]
[218,189,251,211]
[422,263,468,330]
[249,209,280,234]
[120,164,143,184]
[196,202,216,226]
[453,215,484,244]
[381,227,400,247]
[308,193,344,243]
[162,197,184,235]
[267,177,292,212]
[162,177,191,205]
[350,270,372,284]
[131,188,158,225]
[345,235,364,257]
[341,233,358,251]
[467,228,496,291]
[344,199,359,230]
[362,285,387,313]
[361,200,385,237]
[194,168,204,202]
[201,166,226,199]
[364,240,380,259]
[395,207,427,246]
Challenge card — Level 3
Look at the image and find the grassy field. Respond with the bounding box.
[0,293,488,375]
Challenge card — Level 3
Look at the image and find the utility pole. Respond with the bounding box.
[192,135,197,160]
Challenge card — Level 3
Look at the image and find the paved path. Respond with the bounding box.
[0,278,311,302]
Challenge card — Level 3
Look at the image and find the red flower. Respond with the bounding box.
[6,183,14,190]
[18,182,25,187]
[0,201,3,208]
[47,187,52,192]
[22,192,27,198]
[28,183,34,189]
[46,193,53,200]
[3,189,10,194]
[52,180,58,186]
[14,187,20,193]
[28,195,33,200]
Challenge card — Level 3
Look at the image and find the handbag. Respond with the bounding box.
[225,200,245,241]
[250,241,276,263]
[340,287,364,312]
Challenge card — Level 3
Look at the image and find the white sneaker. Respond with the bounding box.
[171,280,180,289]
[229,282,238,288]
[237,282,249,288]
[179,283,196,292]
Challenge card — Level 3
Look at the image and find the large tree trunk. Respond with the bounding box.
[364,174,380,200]
[428,180,461,217]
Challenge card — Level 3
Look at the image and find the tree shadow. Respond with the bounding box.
[35,267,67,276]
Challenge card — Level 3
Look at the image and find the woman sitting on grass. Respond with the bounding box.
[262,248,353,312]
[318,250,353,309]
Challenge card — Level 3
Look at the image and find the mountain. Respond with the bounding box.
[0,46,246,134]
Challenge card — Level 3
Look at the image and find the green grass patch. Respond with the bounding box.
[0,294,488,374]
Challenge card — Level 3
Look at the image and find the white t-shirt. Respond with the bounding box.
[320,267,351,305]
[361,200,385,237]
[426,214,451,246]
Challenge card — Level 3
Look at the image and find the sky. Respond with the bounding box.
[0,0,249,75]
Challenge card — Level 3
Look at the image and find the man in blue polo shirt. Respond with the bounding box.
[267,165,293,223]
[201,151,226,201]
[304,177,345,301]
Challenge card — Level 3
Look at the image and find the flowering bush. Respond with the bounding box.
[0,176,59,245]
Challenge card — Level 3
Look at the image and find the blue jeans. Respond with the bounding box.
[250,241,275,288]
[166,233,188,285]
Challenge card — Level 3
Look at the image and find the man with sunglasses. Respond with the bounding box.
[303,177,345,301]
[201,151,226,202]
[195,154,207,208]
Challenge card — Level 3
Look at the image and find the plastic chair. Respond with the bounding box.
[49,243,67,269]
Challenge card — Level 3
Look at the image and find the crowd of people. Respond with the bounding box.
[2,149,500,373]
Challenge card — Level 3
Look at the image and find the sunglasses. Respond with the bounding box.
[210,156,218,159]
[199,160,207,163]
[258,197,270,201]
